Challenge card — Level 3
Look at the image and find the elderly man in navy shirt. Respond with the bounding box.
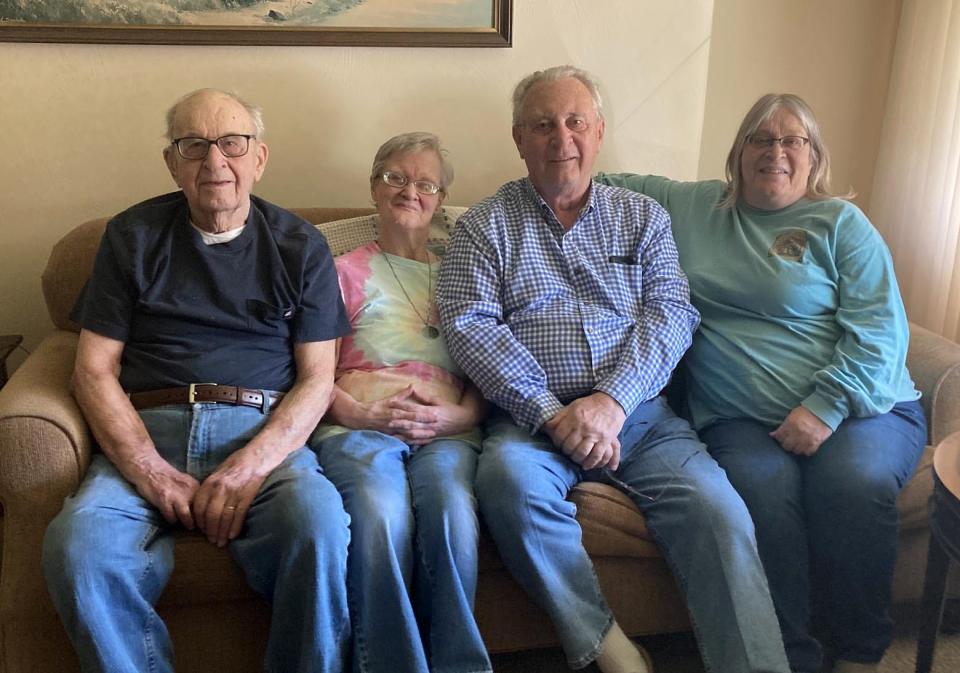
[437,66,790,673]
[42,89,352,673]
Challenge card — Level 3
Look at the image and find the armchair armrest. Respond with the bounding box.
[0,330,89,630]
[907,322,960,445]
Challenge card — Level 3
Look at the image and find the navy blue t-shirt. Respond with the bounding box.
[72,192,351,392]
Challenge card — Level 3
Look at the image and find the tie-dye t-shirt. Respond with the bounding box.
[313,241,480,446]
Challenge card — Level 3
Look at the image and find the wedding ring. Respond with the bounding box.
[225,505,238,511]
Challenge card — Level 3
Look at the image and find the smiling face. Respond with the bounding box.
[371,150,445,234]
[163,90,268,231]
[512,77,605,205]
[740,108,812,210]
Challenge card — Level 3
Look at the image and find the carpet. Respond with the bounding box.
[490,605,960,672]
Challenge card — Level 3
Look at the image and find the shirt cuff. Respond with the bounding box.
[522,390,566,434]
[801,392,847,431]
[594,381,639,417]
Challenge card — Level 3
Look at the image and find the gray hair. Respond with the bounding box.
[511,65,604,125]
[722,93,853,207]
[164,88,265,141]
[369,132,454,195]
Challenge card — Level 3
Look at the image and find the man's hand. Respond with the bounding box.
[543,392,626,470]
[192,449,272,547]
[770,406,833,456]
[127,456,200,529]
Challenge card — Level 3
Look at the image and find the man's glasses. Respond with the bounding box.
[523,116,592,136]
[746,134,809,150]
[381,170,442,196]
[171,134,255,160]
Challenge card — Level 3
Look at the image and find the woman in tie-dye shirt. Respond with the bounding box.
[312,133,490,673]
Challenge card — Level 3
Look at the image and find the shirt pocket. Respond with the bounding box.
[246,299,296,332]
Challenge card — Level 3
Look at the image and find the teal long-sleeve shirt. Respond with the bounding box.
[595,173,919,431]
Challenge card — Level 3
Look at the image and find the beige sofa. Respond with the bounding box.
[1,207,958,673]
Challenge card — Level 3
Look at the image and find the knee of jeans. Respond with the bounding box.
[808,471,899,523]
[43,511,109,588]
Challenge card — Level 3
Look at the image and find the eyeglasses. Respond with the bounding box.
[523,115,592,136]
[746,134,810,150]
[381,170,442,196]
[171,134,255,160]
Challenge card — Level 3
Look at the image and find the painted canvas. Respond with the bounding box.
[0,0,512,46]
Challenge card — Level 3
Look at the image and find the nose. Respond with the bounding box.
[202,142,228,167]
[399,181,419,199]
[764,140,787,157]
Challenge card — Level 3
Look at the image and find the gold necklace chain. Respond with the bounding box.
[379,247,439,339]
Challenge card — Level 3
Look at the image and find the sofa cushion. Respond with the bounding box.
[317,205,467,257]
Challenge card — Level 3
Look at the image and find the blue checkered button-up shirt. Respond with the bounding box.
[437,178,700,434]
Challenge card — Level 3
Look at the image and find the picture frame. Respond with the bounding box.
[0,0,512,47]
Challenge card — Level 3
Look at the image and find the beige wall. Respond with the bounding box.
[0,0,901,372]
[699,0,902,210]
[0,0,714,368]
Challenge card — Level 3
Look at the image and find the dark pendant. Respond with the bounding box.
[421,325,440,339]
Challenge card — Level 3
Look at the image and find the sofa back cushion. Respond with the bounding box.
[41,205,466,333]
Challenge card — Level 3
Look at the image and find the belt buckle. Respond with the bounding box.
[188,382,218,403]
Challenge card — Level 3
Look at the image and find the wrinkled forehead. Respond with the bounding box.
[520,78,598,120]
[171,92,255,137]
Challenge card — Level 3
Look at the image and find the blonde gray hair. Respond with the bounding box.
[369,132,454,195]
[722,93,853,207]
[511,65,604,125]
[165,88,265,141]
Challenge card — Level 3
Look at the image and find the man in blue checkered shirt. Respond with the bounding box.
[436,66,789,673]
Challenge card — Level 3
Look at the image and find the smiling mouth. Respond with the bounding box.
[759,167,790,175]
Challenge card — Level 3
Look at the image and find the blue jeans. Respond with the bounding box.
[316,431,490,673]
[701,400,926,672]
[476,397,790,673]
[42,403,351,673]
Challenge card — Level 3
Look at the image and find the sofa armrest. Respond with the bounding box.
[907,321,960,445]
[0,330,89,627]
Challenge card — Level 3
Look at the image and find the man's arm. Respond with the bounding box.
[191,338,338,547]
[594,202,700,414]
[72,329,199,528]
[437,217,565,434]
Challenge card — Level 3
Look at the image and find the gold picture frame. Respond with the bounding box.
[0,0,512,47]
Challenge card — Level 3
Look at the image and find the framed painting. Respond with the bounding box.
[0,0,512,47]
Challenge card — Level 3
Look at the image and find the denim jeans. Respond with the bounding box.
[316,430,490,673]
[476,397,790,673]
[42,403,351,673]
[701,400,926,672]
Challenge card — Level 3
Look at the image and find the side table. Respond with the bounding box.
[916,432,960,673]
[0,334,23,388]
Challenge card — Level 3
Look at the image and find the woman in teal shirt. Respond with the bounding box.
[599,94,926,673]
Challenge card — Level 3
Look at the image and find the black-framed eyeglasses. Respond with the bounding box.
[381,170,442,196]
[746,134,809,150]
[171,134,255,160]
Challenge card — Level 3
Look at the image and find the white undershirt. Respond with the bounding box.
[191,222,246,245]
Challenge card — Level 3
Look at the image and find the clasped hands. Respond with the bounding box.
[543,392,626,470]
[351,384,473,446]
[130,448,270,548]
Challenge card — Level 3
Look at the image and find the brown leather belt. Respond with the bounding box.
[128,384,284,411]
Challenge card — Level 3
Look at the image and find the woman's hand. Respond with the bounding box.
[387,387,478,445]
[770,406,833,456]
[326,385,423,435]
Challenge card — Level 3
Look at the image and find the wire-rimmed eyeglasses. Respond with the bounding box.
[381,170,442,196]
[745,134,810,150]
[171,134,255,160]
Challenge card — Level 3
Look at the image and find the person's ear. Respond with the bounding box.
[512,125,524,159]
[252,141,269,182]
[163,146,181,186]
